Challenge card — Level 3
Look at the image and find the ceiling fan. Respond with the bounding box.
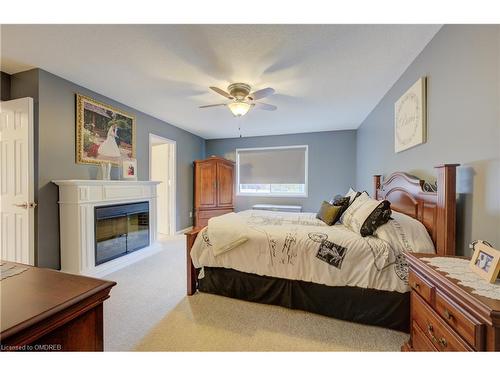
[199,83,277,117]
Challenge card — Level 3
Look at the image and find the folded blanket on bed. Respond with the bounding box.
[208,213,248,256]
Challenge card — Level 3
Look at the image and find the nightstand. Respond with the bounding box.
[403,253,500,351]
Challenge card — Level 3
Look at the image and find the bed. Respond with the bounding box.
[185,164,459,332]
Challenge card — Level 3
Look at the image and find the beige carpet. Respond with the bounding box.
[104,234,187,351]
[135,293,408,351]
[104,234,408,351]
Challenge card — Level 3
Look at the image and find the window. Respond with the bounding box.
[236,145,308,197]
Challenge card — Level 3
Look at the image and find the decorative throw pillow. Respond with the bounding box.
[345,188,362,204]
[331,195,351,217]
[316,201,343,226]
[338,191,368,223]
[342,193,392,237]
[329,194,344,204]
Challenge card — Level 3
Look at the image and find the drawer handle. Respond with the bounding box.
[438,337,448,348]
[427,323,434,334]
[444,309,454,321]
[427,323,437,342]
[412,282,420,289]
[427,323,448,348]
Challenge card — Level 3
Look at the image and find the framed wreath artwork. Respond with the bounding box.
[394,77,427,153]
[76,94,136,166]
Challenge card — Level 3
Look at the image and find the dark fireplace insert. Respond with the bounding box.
[94,201,150,265]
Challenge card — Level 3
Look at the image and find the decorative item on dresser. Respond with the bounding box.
[193,156,235,227]
[469,241,500,283]
[403,253,500,351]
[0,261,115,351]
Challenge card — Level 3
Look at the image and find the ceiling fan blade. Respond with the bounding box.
[254,102,277,111]
[199,103,227,108]
[210,86,234,99]
[249,87,275,100]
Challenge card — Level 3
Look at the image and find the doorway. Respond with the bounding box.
[149,134,176,237]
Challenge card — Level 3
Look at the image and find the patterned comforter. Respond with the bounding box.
[190,210,411,293]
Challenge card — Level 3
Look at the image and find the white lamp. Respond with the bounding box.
[227,101,252,117]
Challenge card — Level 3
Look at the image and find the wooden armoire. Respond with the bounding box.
[193,156,235,227]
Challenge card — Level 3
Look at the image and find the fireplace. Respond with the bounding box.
[94,201,150,265]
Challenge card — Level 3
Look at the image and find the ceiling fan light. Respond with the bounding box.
[227,102,252,117]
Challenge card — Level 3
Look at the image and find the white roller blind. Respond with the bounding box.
[237,146,307,184]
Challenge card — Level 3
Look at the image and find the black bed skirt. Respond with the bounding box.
[198,267,410,332]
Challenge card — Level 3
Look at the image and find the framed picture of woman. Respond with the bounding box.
[76,93,136,166]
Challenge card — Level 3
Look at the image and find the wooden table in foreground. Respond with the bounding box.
[1,261,116,351]
[403,253,500,351]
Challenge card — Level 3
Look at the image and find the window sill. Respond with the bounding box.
[236,193,308,198]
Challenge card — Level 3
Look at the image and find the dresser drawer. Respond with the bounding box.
[411,321,437,351]
[412,293,473,351]
[409,270,435,305]
[435,291,484,350]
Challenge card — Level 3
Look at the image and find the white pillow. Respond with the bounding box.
[340,191,369,223]
[374,211,435,254]
[341,192,392,237]
[344,187,361,204]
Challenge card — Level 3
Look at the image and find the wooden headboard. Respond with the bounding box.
[373,164,459,257]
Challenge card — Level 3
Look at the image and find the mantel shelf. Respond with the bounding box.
[52,179,161,186]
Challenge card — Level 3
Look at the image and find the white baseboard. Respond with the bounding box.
[176,226,193,235]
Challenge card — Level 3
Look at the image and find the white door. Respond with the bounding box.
[0,97,35,265]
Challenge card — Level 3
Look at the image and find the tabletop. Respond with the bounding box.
[1,261,116,340]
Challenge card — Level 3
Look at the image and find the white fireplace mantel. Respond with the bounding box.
[53,179,161,277]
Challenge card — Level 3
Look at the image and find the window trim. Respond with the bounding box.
[235,145,308,198]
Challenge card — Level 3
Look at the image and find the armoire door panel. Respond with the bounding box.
[197,162,217,208]
[216,162,234,207]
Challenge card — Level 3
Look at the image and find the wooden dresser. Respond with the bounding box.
[193,156,234,227]
[403,253,500,351]
[1,262,115,351]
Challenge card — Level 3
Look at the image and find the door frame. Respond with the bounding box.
[148,133,176,236]
[0,97,35,265]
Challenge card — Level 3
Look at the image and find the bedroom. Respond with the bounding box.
[1,1,500,374]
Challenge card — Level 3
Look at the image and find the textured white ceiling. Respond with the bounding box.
[1,25,441,139]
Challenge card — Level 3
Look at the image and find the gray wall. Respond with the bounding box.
[1,71,11,100]
[11,68,205,269]
[356,25,500,256]
[10,69,39,100]
[206,130,357,212]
